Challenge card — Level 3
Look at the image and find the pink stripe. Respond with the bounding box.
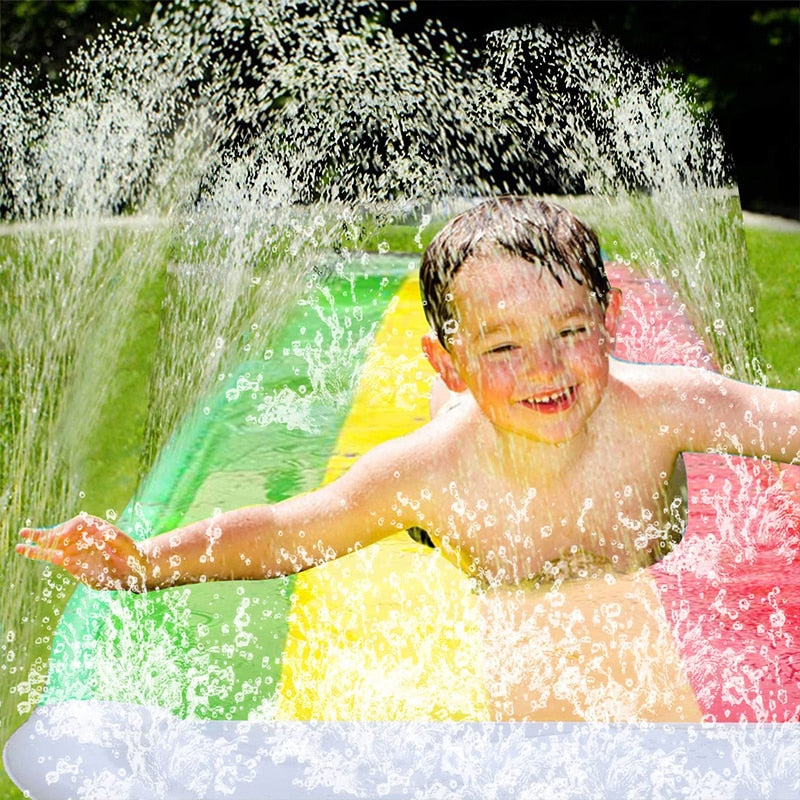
[608,264,800,722]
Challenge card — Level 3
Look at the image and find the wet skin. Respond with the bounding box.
[419,254,691,581]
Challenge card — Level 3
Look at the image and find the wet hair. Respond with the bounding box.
[419,197,611,347]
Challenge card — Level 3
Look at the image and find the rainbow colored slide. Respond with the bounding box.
[5,255,799,798]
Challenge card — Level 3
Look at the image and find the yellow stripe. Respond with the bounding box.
[275,275,487,721]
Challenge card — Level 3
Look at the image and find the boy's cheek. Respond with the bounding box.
[475,364,518,397]
[566,338,611,368]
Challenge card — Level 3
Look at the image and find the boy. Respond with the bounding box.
[17,197,800,595]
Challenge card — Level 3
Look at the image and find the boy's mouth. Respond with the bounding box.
[518,386,577,414]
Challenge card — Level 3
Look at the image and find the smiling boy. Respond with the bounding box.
[18,198,800,595]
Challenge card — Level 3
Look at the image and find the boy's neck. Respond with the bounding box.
[490,418,595,483]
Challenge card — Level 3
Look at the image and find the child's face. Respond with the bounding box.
[442,252,619,445]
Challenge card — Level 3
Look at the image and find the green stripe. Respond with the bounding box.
[42,260,407,720]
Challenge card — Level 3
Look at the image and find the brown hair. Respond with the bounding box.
[419,197,610,347]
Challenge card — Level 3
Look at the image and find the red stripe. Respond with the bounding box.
[608,264,800,722]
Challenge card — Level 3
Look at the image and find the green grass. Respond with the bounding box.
[359,222,439,253]
[744,227,800,389]
[79,261,167,517]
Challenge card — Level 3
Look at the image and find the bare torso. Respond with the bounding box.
[394,360,702,721]
[410,360,688,587]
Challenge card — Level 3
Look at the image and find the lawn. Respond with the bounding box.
[744,226,800,389]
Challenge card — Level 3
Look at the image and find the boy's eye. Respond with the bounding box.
[485,343,519,355]
[559,325,589,338]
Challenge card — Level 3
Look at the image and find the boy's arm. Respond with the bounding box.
[17,433,431,592]
[666,367,800,464]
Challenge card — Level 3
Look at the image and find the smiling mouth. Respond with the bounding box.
[519,386,578,414]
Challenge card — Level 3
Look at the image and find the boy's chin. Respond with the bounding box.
[491,416,589,446]
[527,429,587,447]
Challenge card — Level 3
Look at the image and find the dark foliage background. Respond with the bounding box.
[1,0,797,217]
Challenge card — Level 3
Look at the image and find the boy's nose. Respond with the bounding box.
[528,341,566,381]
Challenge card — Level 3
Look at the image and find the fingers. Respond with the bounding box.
[16,514,139,590]
[20,514,116,549]
[15,540,65,566]
[18,524,53,546]
[16,535,120,590]
[17,520,70,564]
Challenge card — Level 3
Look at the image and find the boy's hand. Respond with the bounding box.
[17,514,150,592]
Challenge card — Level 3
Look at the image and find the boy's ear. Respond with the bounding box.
[602,288,623,346]
[421,331,467,392]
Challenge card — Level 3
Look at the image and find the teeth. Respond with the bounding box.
[533,391,565,403]
[526,388,571,404]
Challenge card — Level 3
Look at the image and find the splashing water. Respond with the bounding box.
[1,0,793,796]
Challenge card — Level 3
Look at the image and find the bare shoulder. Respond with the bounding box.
[610,358,788,410]
[388,392,484,470]
[605,358,723,439]
[609,358,800,460]
[609,358,724,407]
[335,393,482,491]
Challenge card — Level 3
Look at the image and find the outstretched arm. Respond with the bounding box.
[668,367,800,463]
[17,434,432,592]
